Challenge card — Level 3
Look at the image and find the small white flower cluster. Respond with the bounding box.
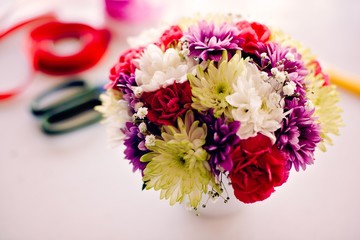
[271,67,286,84]
[138,122,147,133]
[145,134,156,147]
[134,107,148,119]
[261,52,298,97]
[283,81,297,96]
[180,40,190,56]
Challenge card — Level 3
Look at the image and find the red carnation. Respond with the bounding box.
[236,21,270,53]
[141,81,192,126]
[229,134,289,203]
[107,47,144,88]
[158,25,183,49]
[309,60,330,86]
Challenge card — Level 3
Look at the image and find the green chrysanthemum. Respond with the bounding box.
[141,111,215,209]
[188,51,244,118]
[306,67,343,152]
[271,29,343,151]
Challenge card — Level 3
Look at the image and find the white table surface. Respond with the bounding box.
[1,0,359,239]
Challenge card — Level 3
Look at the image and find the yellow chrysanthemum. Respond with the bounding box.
[141,111,217,209]
[178,13,238,31]
[188,51,244,118]
[271,29,343,151]
[306,67,343,151]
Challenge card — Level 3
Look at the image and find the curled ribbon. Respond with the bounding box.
[29,21,111,75]
[0,16,111,100]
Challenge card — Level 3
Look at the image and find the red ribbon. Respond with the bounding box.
[29,21,111,75]
[0,16,111,100]
[0,14,56,100]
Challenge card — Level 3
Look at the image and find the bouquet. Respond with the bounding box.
[96,14,342,211]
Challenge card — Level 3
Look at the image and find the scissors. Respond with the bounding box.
[31,79,104,135]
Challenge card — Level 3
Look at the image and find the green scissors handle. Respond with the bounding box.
[31,79,104,135]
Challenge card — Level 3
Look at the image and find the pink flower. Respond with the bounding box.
[158,25,183,49]
[236,21,270,53]
[108,47,144,89]
[229,134,289,203]
[309,60,330,86]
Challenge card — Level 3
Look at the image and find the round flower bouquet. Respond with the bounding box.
[96,14,342,212]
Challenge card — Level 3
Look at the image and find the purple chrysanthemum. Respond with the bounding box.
[123,122,149,173]
[276,98,321,171]
[200,110,241,174]
[183,21,242,61]
[256,43,308,99]
[116,73,139,111]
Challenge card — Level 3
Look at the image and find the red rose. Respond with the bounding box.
[229,134,289,203]
[158,25,183,49]
[141,81,192,126]
[236,21,270,53]
[107,47,144,88]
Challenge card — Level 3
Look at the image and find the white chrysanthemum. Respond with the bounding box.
[226,59,284,142]
[127,27,166,48]
[135,44,195,92]
[95,89,131,145]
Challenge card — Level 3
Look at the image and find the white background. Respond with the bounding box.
[0,0,359,239]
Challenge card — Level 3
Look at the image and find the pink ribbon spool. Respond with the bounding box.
[104,0,131,21]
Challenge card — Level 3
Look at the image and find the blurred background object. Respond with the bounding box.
[30,79,104,135]
[0,0,359,239]
[104,0,161,23]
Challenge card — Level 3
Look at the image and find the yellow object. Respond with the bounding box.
[329,70,360,96]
